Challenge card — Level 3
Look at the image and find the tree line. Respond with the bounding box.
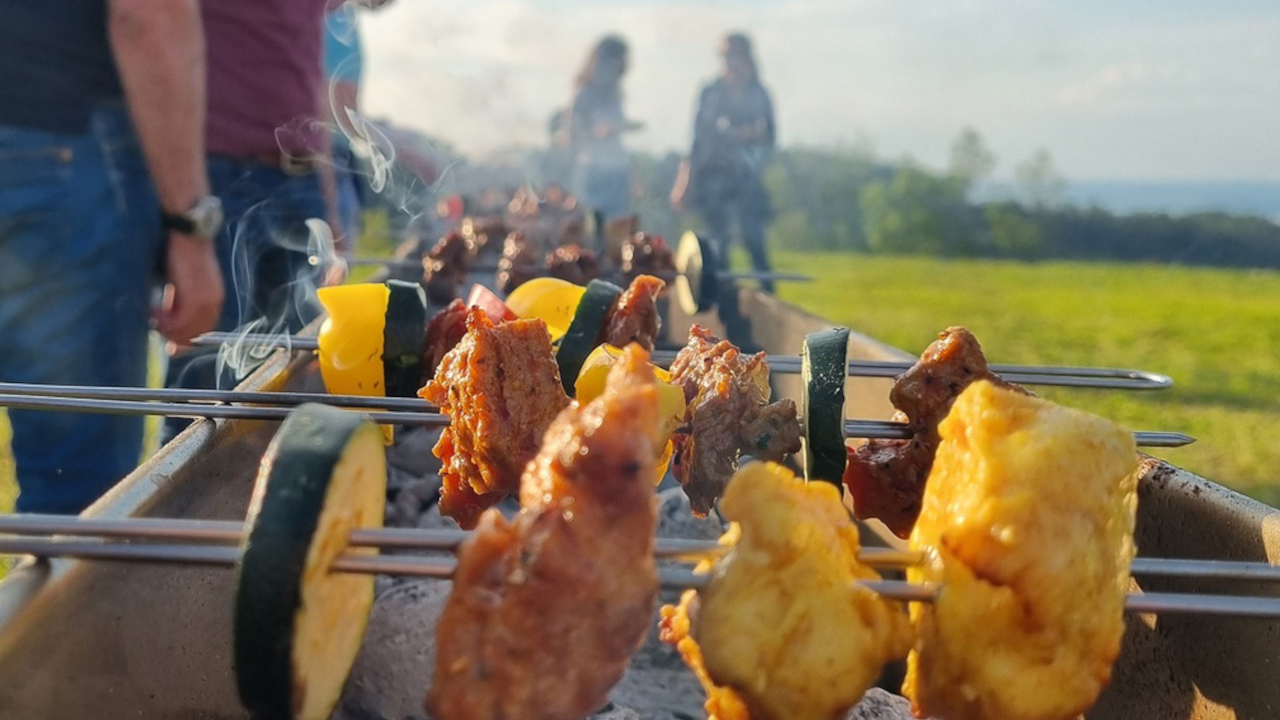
[626,129,1280,270]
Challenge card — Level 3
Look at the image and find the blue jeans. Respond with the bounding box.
[162,157,328,439]
[0,105,161,514]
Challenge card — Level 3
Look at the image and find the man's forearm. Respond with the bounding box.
[110,0,208,214]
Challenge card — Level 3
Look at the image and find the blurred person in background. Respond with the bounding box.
[163,0,350,441]
[670,32,778,292]
[325,1,370,246]
[561,35,642,249]
[0,0,224,512]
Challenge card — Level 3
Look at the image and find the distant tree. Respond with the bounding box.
[860,160,979,255]
[984,201,1045,257]
[948,127,997,189]
[1015,148,1066,209]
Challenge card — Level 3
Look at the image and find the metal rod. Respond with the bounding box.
[0,393,449,428]
[346,257,814,284]
[3,538,1277,617]
[0,515,901,567]
[0,392,1191,447]
[13,516,1280,586]
[188,332,1172,390]
[0,382,432,412]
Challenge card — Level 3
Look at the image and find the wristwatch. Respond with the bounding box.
[162,196,224,241]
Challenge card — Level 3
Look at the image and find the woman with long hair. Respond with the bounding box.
[563,35,641,244]
[671,32,778,292]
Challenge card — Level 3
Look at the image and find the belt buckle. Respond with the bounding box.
[279,153,314,176]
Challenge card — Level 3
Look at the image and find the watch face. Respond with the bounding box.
[192,196,225,239]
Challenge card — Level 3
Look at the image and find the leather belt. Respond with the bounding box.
[233,151,322,176]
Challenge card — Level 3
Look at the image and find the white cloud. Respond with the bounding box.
[358,1,1280,180]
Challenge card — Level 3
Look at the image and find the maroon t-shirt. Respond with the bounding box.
[203,0,331,157]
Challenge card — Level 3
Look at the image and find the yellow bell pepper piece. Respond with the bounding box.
[317,284,390,397]
[575,343,686,483]
[317,283,397,444]
[505,277,586,342]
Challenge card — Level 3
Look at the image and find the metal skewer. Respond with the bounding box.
[5,514,1279,584]
[186,332,1173,390]
[348,257,815,285]
[0,390,1194,448]
[2,535,1278,618]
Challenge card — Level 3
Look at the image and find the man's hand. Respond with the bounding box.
[155,233,224,345]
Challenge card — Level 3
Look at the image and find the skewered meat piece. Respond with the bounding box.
[420,299,468,384]
[668,327,801,515]
[422,231,472,305]
[496,231,539,295]
[599,274,665,351]
[428,345,664,720]
[545,243,600,285]
[843,327,1027,538]
[904,381,1139,720]
[660,462,914,720]
[460,216,508,258]
[620,233,676,281]
[418,308,570,529]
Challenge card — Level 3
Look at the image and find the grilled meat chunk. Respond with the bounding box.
[545,243,599,285]
[460,216,507,258]
[620,232,676,281]
[420,299,468,383]
[496,231,539,295]
[668,327,801,515]
[599,274,665,351]
[429,345,663,720]
[660,463,913,720]
[418,308,569,529]
[843,327,1027,537]
[422,231,472,305]
[904,381,1139,720]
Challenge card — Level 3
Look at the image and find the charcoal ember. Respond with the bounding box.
[845,689,928,720]
[333,580,453,720]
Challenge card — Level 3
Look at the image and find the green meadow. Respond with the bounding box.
[769,251,1280,506]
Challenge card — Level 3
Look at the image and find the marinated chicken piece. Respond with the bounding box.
[843,327,1027,537]
[668,326,801,515]
[620,233,676,281]
[660,462,913,720]
[429,345,664,720]
[418,308,569,528]
[545,243,600,285]
[420,299,469,383]
[599,274,665,351]
[660,592,751,720]
[496,231,539,295]
[422,231,472,305]
[904,381,1139,720]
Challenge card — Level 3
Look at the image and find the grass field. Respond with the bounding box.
[767,251,1280,505]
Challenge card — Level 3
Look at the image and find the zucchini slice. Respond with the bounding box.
[802,327,851,486]
[555,278,623,395]
[234,403,387,720]
[382,279,428,397]
[674,230,721,315]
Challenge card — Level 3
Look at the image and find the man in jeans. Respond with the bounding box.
[163,0,345,438]
[0,0,224,513]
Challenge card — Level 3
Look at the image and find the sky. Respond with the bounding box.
[359,0,1280,181]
